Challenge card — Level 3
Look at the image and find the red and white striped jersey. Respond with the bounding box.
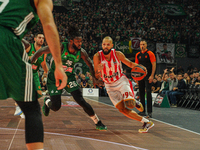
[98,49,123,83]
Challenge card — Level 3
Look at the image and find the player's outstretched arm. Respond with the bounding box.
[81,49,96,79]
[35,0,67,89]
[93,52,102,80]
[116,51,138,68]
[82,50,104,86]
[30,46,50,63]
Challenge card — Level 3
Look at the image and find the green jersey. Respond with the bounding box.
[0,0,39,39]
[28,43,44,73]
[50,42,81,76]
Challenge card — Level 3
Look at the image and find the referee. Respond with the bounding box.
[135,40,156,118]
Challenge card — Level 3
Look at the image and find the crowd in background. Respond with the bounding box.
[26,0,200,102]
[24,0,200,58]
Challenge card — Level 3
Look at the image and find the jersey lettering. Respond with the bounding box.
[99,49,123,83]
[0,0,9,13]
[13,12,34,36]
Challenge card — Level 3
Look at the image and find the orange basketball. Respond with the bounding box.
[131,65,147,81]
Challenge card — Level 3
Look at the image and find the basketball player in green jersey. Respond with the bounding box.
[27,33,48,97]
[31,25,107,131]
[0,0,67,149]
[14,33,48,117]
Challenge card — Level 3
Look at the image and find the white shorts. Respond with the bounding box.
[105,75,135,106]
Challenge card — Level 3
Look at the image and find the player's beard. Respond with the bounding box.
[73,43,81,51]
[103,48,111,55]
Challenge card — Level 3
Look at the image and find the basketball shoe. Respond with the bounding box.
[42,97,50,116]
[96,121,107,131]
[14,106,23,116]
[135,100,144,112]
[138,121,154,133]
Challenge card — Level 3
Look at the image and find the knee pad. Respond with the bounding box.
[16,100,43,143]
[49,95,61,111]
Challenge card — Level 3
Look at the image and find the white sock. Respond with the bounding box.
[141,117,149,123]
[45,99,51,107]
[90,114,100,124]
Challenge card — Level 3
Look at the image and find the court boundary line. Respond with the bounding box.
[0,127,147,150]
[7,118,22,150]
[85,97,200,136]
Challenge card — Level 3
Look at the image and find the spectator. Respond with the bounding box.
[168,73,186,107]
[75,74,81,86]
[162,69,178,101]
[88,75,94,88]
[159,76,169,94]
[151,78,161,93]
[80,75,88,88]
[195,76,200,86]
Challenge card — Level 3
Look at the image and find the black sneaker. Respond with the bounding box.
[138,112,147,116]
[42,97,50,116]
[96,121,107,131]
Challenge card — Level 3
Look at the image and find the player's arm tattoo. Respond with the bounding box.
[95,69,101,79]
[81,48,98,80]
[30,46,50,63]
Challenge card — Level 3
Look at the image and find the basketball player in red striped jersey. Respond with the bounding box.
[93,36,154,133]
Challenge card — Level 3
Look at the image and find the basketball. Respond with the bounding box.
[131,65,147,81]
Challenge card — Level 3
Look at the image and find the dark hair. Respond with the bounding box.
[68,25,81,40]
[178,73,183,77]
[140,39,147,44]
[34,33,43,37]
[163,43,167,46]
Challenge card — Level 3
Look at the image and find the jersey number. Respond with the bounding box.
[69,81,77,88]
[0,0,9,13]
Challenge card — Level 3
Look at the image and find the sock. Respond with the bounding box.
[45,99,51,107]
[90,114,100,124]
[141,117,149,123]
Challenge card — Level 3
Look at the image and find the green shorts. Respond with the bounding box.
[47,70,79,96]
[33,72,42,91]
[0,26,36,102]
[33,72,42,98]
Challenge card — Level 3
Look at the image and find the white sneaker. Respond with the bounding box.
[20,113,25,119]
[14,106,22,116]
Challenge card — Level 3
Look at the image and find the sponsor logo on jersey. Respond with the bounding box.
[32,65,37,70]
[62,65,73,73]
[104,72,118,78]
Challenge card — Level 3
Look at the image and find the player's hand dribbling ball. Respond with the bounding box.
[131,65,147,81]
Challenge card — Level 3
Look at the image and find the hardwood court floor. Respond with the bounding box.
[0,96,200,150]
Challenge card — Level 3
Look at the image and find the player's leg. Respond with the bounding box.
[16,99,43,149]
[106,76,154,133]
[66,74,107,130]
[138,77,146,115]
[42,71,62,116]
[145,78,153,117]
[70,89,107,130]
[0,30,44,149]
